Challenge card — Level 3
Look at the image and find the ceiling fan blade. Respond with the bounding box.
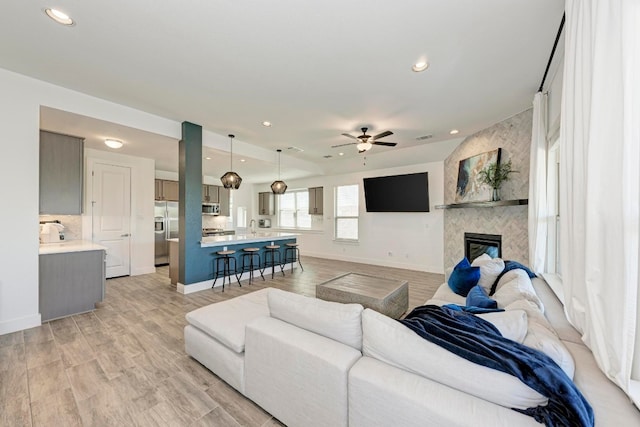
[372,141,397,147]
[372,130,393,140]
[341,133,358,140]
[331,142,357,148]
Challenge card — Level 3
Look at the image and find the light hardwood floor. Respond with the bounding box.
[0,256,444,426]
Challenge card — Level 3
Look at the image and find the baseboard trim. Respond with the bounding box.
[0,313,41,335]
[302,250,443,274]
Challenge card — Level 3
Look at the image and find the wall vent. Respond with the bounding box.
[416,134,433,141]
[323,155,333,159]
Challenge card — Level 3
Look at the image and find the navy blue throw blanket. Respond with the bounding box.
[399,305,594,427]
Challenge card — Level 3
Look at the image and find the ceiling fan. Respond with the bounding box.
[332,127,398,153]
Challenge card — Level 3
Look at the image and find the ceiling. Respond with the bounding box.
[2,1,564,181]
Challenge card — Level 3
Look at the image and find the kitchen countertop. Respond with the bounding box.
[200,232,297,248]
[39,240,108,255]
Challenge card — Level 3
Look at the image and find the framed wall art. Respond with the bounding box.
[455,148,502,203]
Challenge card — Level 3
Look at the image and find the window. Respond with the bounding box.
[335,184,359,241]
[278,189,311,228]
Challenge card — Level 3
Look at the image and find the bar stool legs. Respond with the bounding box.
[284,242,303,272]
[239,248,264,284]
[212,250,240,292]
[263,245,285,279]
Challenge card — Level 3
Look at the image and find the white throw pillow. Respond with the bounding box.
[361,309,548,410]
[267,288,364,350]
[476,310,528,343]
[471,255,505,294]
[493,270,544,313]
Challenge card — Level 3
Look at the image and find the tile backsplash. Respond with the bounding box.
[39,215,82,241]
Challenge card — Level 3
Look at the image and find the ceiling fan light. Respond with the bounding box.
[357,141,372,152]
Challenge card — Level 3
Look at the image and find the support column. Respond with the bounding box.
[179,122,203,285]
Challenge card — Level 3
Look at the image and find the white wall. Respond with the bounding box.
[84,149,156,276]
[0,67,181,335]
[253,162,445,274]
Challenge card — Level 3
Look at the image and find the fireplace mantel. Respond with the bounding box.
[435,199,528,209]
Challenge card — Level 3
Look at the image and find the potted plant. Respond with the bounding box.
[478,159,518,201]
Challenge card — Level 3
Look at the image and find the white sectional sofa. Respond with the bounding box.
[184,271,640,426]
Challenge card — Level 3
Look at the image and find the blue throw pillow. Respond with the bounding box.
[448,258,480,297]
[466,284,498,309]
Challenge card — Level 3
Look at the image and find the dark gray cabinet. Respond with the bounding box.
[155,179,179,201]
[259,192,274,215]
[39,250,106,321]
[39,130,84,214]
[308,187,323,215]
[219,187,230,216]
[202,184,220,203]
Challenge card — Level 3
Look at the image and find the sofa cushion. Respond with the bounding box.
[361,308,548,410]
[493,270,544,313]
[471,254,505,294]
[268,288,364,350]
[185,288,270,353]
[466,284,497,309]
[447,258,480,297]
[476,310,528,343]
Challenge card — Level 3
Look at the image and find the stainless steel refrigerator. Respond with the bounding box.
[154,201,179,265]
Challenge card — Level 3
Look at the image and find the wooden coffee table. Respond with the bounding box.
[316,272,409,319]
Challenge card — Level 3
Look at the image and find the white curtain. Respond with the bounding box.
[528,92,548,274]
[560,0,640,401]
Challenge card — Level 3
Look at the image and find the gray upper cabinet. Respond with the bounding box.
[219,187,230,216]
[39,130,84,215]
[155,179,179,201]
[308,187,323,215]
[202,184,220,203]
[258,192,274,215]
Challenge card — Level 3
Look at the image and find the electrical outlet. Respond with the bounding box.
[388,251,393,257]
[223,246,227,251]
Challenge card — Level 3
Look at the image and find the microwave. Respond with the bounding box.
[202,203,220,215]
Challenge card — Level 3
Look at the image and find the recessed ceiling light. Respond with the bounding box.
[104,139,123,149]
[205,157,212,160]
[262,121,272,127]
[412,59,429,72]
[449,129,459,135]
[240,159,246,162]
[44,8,75,26]
[339,152,344,156]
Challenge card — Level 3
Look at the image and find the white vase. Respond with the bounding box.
[491,188,500,201]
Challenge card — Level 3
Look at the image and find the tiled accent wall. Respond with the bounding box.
[443,109,532,268]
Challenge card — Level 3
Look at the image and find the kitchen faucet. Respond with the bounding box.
[250,219,256,234]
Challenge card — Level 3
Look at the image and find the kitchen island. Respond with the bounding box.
[39,240,107,321]
[168,232,298,291]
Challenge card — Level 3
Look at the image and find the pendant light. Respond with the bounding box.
[270,149,287,194]
[220,134,242,189]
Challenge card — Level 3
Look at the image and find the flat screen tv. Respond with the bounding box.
[363,172,430,212]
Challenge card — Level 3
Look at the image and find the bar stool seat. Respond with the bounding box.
[262,244,285,279]
[284,242,304,272]
[239,247,265,284]
[212,250,240,292]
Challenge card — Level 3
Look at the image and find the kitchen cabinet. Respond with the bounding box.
[308,186,323,215]
[39,249,106,321]
[258,192,275,215]
[202,184,220,203]
[219,187,230,216]
[155,179,179,201]
[39,130,84,215]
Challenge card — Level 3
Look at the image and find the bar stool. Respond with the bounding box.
[212,250,240,292]
[284,242,304,272]
[239,247,265,284]
[262,244,285,279]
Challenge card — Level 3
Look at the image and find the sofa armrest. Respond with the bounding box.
[349,356,539,427]
[245,316,361,427]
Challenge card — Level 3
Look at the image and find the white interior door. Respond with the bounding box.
[92,163,131,278]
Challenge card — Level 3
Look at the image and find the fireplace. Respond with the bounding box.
[465,232,502,260]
